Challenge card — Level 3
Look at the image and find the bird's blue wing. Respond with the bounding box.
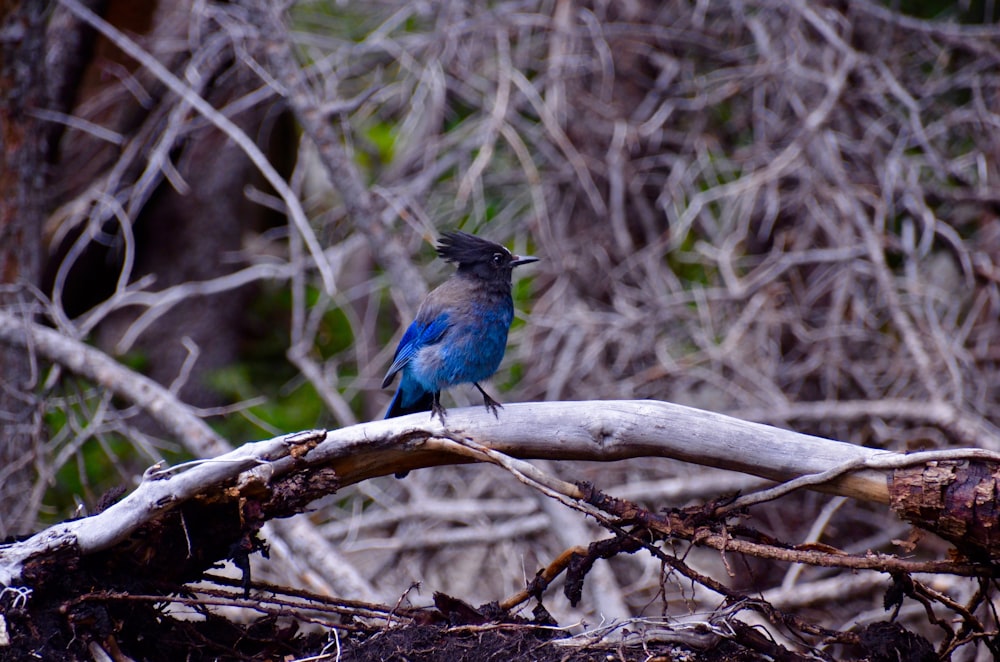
[381,312,450,387]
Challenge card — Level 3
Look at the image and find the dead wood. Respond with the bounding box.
[2,402,997,604]
[5,1,1000,658]
[1,400,997,660]
[890,460,1000,560]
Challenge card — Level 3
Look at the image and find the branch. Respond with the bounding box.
[0,310,377,600]
[0,430,319,586]
[4,395,999,586]
[0,310,227,458]
[57,0,337,295]
[238,0,429,311]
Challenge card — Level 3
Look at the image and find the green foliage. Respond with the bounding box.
[40,391,187,523]
[116,349,149,373]
[289,1,431,42]
[210,363,326,438]
[512,271,536,314]
[355,121,398,176]
[498,359,524,392]
[888,0,1000,22]
[207,283,358,441]
[667,232,715,287]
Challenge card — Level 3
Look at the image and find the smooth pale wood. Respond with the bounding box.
[0,433,298,586]
[0,400,891,586]
[311,400,891,503]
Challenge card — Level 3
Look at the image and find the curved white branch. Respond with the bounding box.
[4,395,997,586]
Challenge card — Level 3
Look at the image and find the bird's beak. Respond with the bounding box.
[511,255,539,267]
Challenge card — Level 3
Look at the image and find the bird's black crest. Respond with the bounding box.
[436,231,509,265]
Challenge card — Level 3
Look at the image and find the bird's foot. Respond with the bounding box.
[474,383,503,419]
[483,396,502,419]
[430,393,448,423]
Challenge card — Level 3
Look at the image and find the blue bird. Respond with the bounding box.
[382,231,538,421]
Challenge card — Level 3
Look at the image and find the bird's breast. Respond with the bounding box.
[411,297,514,389]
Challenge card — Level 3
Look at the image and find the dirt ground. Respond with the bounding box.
[1,583,937,662]
[0,606,782,661]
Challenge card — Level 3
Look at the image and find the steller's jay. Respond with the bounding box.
[382,231,538,421]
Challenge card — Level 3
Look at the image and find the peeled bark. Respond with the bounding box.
[890,460,1000,559]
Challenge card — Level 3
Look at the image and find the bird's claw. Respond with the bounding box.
[474,382,503,419]
[431,398,448,423]
[482,394,503,419]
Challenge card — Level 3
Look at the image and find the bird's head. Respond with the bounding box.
[436,231,538,283]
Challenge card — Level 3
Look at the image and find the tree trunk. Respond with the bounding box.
[0,0,50,537]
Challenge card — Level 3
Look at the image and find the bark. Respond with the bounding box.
[890,460,1000,559]
[49,0,278,411]
[2,390,998,587]
[0,0,49,537]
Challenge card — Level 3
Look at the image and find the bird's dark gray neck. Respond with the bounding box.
[454,269,513,298]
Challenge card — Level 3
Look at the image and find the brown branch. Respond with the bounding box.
[575,484,993,578]
[499,546,586,611]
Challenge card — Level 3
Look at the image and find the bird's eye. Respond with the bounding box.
[491,253,504,266]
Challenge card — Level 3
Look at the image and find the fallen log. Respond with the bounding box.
[2,400,998,591]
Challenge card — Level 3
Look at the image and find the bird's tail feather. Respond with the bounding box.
[384,387,435,419]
